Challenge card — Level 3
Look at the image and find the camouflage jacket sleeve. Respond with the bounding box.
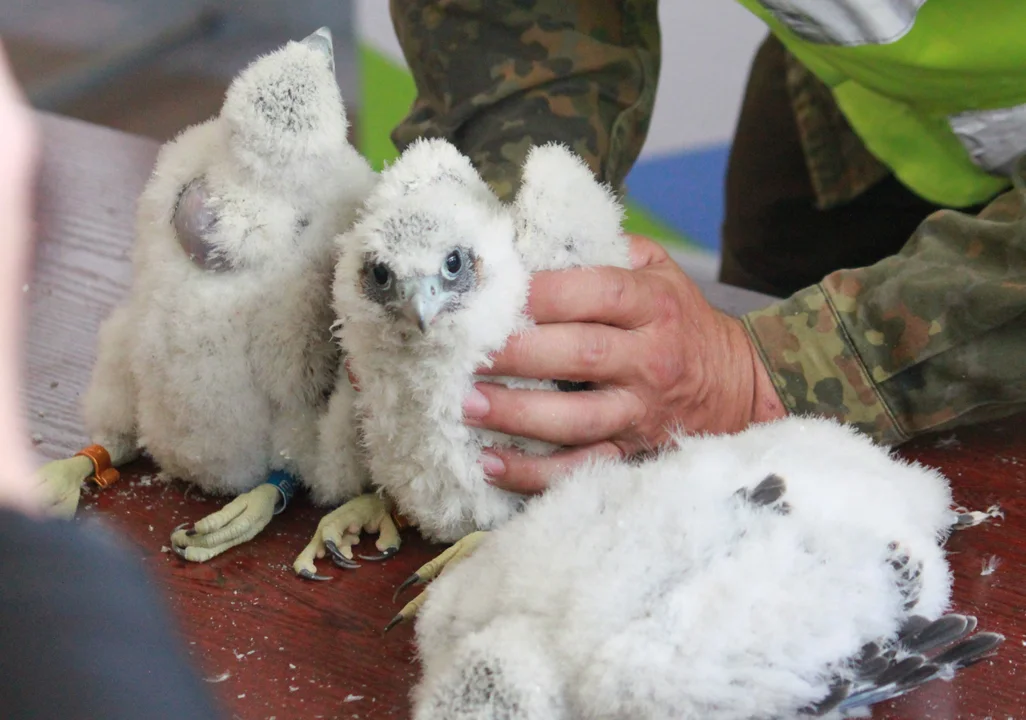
[388,0,660,202]
[743,174,1026,446]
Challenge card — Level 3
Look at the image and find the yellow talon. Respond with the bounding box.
[386,530,489,631]
[293,493,401,579]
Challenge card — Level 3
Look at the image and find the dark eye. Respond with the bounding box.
[372,263,391,287]
[444,250,462,277]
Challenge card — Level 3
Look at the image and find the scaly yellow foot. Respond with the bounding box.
[386,530,489,632]
[170,483,281,562]
[35,456,94,519]
[34,444,123,519]
[292,493,401,581]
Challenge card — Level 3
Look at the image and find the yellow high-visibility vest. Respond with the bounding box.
[736,0,1026,207]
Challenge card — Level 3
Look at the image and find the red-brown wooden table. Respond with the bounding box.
[24,112,1026,720]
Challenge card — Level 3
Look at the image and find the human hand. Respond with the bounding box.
[0,40,42,514]
[463,235,786,493]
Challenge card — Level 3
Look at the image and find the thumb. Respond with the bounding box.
[627,234,671,270]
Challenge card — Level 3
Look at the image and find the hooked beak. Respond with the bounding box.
[301,27,335,72]
[396,276,449,333]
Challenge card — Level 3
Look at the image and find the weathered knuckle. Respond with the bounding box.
[650,283,683,325]
[620,396,651,437]
[577,332,611,371]
[600,270,631,315]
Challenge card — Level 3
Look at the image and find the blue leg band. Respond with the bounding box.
[266,469,299,514]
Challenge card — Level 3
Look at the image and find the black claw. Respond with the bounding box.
[358,546,399,562]
[185,529,197,537]
[323,539,343,559]
[325,540,361,569]
[330,554,362,570]
[393,572,421,603]
[298,569,332,582]
[383,613,404,634]
[171,544,188,560]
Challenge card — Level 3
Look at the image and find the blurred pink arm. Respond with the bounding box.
[0,39,42,513]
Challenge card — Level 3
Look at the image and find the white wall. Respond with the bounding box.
[645,2,765,156]
[355,0,404,64]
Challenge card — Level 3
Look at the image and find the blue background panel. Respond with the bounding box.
[625,143,732,253]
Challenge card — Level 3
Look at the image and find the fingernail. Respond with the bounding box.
[480,452,505,478]
[462,387,490,419]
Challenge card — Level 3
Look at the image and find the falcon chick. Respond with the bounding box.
[34,28,376,562]
[411,416,1004,719]
[292,140,631,583]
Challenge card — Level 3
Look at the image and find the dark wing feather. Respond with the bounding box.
[816,616,1005,715]
[734,474,791,515]
[799,544,1004,717]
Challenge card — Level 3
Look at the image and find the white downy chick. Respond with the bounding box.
[329,139,630,548]
[292,138,511,577]
[56,28,376,557]
[513,142,632,272]
[331,137,528,545]
[412,416,1005,720]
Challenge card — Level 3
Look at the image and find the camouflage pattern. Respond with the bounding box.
[782,52,890,210]
[745,168,1026,446]
[391,0,1026,446]
[390,1,879,208]
[389,0,660,201]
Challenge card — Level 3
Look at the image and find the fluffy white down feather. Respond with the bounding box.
[333,140,631,542]
[412,416,956,720]
[81,32,375,502]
